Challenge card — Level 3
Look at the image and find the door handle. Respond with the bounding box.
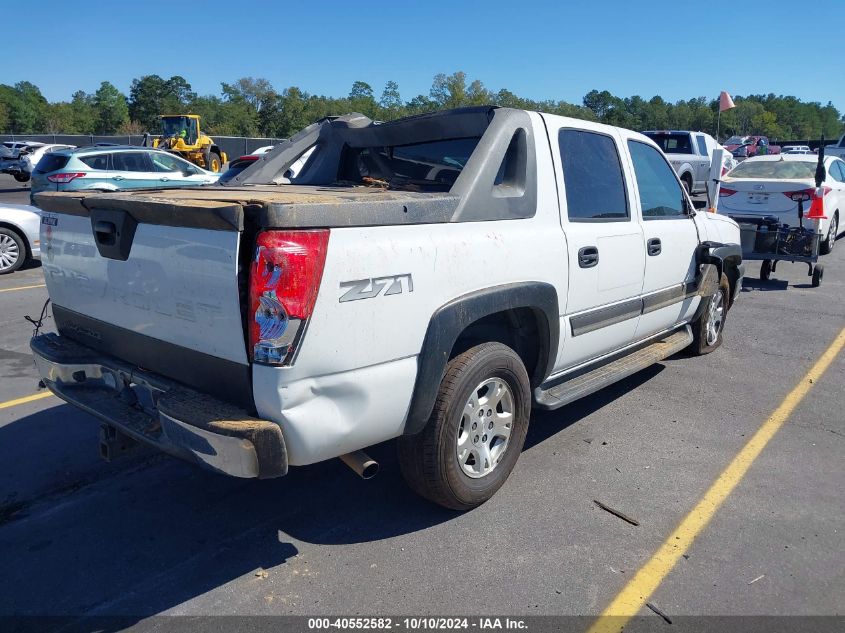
[647,238,662,256]
[159,177,170,182]
[578,246,599,268]
[112,175,124,181]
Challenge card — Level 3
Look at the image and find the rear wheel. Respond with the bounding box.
[13,173,29,183]
[812,264,824,287]
[820,212,838,255]
[690,273,730,355]
[0,228,26,274]
[205,151,222,173]
[760,259,772,281]
[397,342,531,510]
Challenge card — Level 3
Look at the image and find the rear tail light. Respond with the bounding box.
[783,187,830,202]
[47,172,85,183]
[719,187,737,197]
[249,229,329,365]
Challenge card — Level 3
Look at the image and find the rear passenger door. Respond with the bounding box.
[625,137,701,340]
[551,125,646,370]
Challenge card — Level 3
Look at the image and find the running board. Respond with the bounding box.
[534,326,693,410]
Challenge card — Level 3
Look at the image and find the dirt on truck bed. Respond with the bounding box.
[35,185,462,230]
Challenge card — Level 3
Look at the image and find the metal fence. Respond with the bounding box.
[0,134,286,162]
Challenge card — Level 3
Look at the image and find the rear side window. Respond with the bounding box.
[628,141,685,218]
[34,154,70,173]
[559,129,628,221]
[831,161,845,183]
[79,154,111,170]
[112,152,152,172]
[696,135,708,156]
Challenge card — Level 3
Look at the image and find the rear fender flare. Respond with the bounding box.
[403,282,559,435]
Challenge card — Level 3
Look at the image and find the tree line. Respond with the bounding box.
[2,72,843,142]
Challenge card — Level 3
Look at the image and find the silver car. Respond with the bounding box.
[0,203,41,274]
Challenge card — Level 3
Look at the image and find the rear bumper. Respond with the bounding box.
[31,333,288,479]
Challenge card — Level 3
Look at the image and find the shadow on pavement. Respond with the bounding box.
[741,277,790,292]
[0,363,666,623]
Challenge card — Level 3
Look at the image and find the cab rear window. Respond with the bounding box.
[34,154,70,173]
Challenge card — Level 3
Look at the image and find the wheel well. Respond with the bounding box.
[723,255,742,308]
[0,222,29,258]
[449,308,545,387]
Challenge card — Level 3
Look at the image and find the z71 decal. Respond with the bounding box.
[339,274,414,303]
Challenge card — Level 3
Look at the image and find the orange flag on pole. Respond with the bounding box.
[719,91,736,112]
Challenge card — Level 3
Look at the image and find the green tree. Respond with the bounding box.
[379,81,403,115]
[93,81,129,134]
[69,91,97,134]
[128,74,196,131]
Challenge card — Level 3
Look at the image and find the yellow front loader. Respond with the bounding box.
[152,114,228,172]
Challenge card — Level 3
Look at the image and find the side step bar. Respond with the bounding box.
[534,326,693,410]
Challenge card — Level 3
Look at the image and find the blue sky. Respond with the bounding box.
[4,0,845,112]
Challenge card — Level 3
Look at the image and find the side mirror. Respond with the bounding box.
[693,199,707,210]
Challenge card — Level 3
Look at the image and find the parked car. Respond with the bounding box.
[824,134,845,159]
[720,154,845,254]
[782,145,812,155]
[29,146,220,205]
[2,144,76,182]
[0,203,41,274]
[32,107,743,510]
[724,135,781,159]
[642,130,728,194]
[1,141,45,160]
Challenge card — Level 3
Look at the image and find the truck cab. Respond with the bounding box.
[642,130,713,194]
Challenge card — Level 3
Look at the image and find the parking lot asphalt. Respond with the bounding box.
[0,173,842,629]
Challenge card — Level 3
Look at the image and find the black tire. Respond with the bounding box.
[397,342,531,511]
[760,259,772,281]
[690,273,730,355]
[812,264,824,287]
[0,228,26,275]
[13,173,30,183]
[819,212,838,255]
[681,174,693,195]
[205,151,222,173]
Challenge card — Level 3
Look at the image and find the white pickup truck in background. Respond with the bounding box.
[643,130,733,194]
[32,107,744,510]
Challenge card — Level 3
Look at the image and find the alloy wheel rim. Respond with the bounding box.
[0,235,20,271]
[705,290,725,346]
[829,216,838,250]
[456,378,514,478]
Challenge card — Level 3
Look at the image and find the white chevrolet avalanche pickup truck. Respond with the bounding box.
[32,107,744,510]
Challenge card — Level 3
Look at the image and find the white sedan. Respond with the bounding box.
[0,203,41,274]
[720,155,845,254]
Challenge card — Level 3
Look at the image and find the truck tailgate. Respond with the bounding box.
[37,191,250,406]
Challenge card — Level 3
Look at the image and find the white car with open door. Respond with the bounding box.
[720,155,845,254]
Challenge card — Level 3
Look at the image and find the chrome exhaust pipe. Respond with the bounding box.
[339,450,379,479]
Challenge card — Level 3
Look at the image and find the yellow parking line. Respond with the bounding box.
[0,283,46,293]
[588,325,845,633]
[0,391,54,410]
